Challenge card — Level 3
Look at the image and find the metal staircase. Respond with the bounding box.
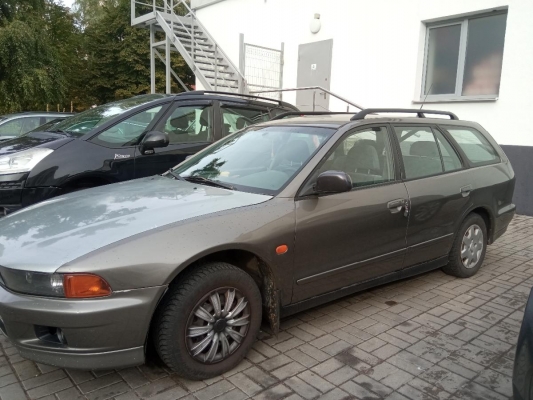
[131,0,247,94]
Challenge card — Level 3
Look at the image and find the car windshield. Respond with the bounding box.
[27,118,63,133]
[172,125,335,195]
[50,94,167,137]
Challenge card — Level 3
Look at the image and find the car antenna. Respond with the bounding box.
[420,83,434,110]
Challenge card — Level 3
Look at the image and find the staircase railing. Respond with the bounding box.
[250,86,365,112]
[132,0,247,93]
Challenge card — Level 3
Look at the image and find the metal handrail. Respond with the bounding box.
[249,86,364,111]
[133,0,246,93]
[170,0,246,92]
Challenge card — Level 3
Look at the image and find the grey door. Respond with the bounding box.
[296,39,333,111]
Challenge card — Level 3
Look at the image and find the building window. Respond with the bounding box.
[422,11,507,101]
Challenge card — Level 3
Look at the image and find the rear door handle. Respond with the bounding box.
[460,185,473,197]
[387,199,405,214]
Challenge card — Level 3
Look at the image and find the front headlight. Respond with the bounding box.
[0,268,112,298]
[0,148,54,175]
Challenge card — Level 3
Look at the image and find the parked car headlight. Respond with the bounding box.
[0,268,112,298]
[0,148,54,175]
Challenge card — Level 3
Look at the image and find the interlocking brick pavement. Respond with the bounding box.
[1,215,532,400]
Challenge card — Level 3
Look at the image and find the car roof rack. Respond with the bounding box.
[350,108,459,121]
[176,90,294,108]
[270,111,354,121]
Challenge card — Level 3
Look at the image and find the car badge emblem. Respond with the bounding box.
[114,154,131,159]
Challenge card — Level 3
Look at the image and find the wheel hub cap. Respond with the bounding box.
[186,287,250,364]
[461,224,484,269]
[213,319,227,333]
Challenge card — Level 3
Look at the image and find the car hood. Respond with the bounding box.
[0,131,74,156]
[0,176,272,272]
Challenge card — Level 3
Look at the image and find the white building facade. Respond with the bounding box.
[191,0,533,215]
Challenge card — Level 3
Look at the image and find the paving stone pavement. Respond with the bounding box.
[1,215,532,400]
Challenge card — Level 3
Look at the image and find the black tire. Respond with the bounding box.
[153,262,262,380]
[442,213,487,278]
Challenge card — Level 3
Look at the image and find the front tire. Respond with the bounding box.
[153,262,262,380]
[442,213,487,278]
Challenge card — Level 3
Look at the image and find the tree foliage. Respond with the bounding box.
[0,0,66,112]
[0,0,193,113]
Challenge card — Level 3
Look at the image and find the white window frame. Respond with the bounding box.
[420,10,507,103]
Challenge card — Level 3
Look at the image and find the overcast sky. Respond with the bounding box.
[59,0,76,9]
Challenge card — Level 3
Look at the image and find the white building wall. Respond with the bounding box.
[193,0,533,147]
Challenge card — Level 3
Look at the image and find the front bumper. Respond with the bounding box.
[0,284,166,369]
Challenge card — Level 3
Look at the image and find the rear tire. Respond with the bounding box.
[442,213,487,278]
[153,262,262,380]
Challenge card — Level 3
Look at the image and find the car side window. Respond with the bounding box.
[21,117,42,134]
[444,126,499,165]
[316,126,395,188]
[92,106,162,147]
[0,119,23,137]
[159,105,213,144]
[220,107,269,137]
[395,126,444,179]
[434,130,462,172]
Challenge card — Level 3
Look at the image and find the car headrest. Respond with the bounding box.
[199,108,210,127]
[170,116,188,130]
[236,117,247,130]
[347,142,380,171]
[410,141,439,157]
[279,139,310,164]
[223,123,231,136]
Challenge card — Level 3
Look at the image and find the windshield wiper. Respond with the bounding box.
[182,175,234,190]
[167,170,186,181]
[49,129,71,134]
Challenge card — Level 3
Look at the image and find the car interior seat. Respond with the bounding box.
[403,140,442,178]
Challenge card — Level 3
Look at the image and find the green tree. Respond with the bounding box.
[81,0,193,105]
[0,0,67,112]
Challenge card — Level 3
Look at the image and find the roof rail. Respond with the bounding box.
[177,90,293,108]
[271,111,354,121]
[351,108,458,121]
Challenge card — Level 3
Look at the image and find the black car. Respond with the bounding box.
[0,91,297,215]
[0,112,74,142]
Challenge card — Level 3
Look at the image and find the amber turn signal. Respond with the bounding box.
[276,245,288,255]
[63,274,112,298]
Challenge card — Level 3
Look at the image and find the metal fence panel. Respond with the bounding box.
[244,43,283,100]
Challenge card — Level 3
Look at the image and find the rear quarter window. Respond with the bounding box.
[443,126,500,165]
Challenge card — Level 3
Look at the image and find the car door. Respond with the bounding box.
[88,104,168,182]
[134,101,214,178]
[292,125,409,302]
[393,124,471,267]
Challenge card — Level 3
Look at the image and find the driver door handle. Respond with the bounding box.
[387,199,405,214]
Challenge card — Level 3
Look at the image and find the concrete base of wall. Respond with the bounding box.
[501,145,533,216]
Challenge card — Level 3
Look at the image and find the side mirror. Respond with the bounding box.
[140,131,169,155]
[315,171,352,194]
